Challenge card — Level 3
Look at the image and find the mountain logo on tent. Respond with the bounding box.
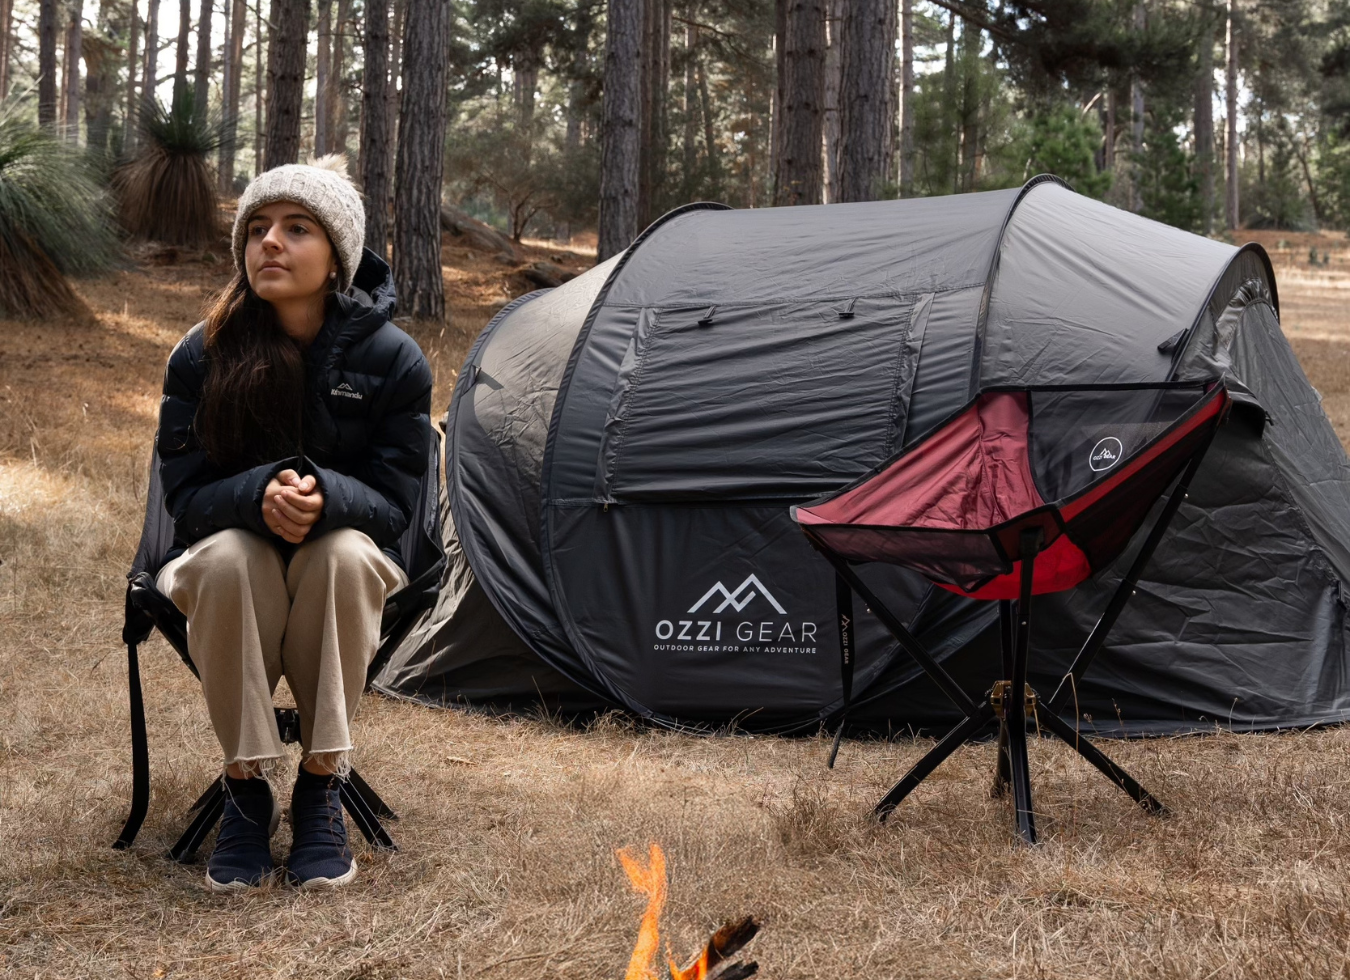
[688,575,787,614]
[1089,436,1124,472]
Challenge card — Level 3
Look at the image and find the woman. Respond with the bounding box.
[154,158,432,891]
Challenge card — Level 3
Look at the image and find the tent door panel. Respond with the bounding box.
[594,298,917,501]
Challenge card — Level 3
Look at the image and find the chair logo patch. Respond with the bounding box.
[1089,436,1124,472]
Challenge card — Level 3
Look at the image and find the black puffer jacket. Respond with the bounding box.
[156,248,433,569]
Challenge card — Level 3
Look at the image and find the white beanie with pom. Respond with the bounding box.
[232,154,366,292]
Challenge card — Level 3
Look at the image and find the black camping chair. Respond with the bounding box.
[112,438,446,861]
[794,382,1230,845]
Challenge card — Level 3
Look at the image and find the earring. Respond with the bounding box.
[329,271,337,280]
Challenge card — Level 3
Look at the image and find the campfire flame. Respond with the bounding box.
[618,843,668,980]
[617,843,761,980]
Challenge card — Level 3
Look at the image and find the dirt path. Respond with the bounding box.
[2,237,1349,979]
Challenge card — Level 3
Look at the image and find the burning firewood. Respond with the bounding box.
[617,843,761,980]
[669,917,761,980]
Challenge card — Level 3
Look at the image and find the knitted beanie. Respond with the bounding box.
[232,155,365,292]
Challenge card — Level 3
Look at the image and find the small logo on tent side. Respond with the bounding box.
[330,382,363,400]
[1089,436,1124,472]
[688,574,787,614]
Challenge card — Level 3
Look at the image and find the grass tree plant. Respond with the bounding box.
[114,88,227,248]
[0,97,120,319]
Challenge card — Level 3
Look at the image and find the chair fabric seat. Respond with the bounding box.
[794,383,1229,599]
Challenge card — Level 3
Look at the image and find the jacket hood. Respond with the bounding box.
[311,247,397,365]
[341,246,397,324]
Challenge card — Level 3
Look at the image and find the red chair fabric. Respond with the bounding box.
[794,383,1229,600]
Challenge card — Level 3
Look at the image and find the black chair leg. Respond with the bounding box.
[875,703,997,821]
[340,774,397,851]
[1005,711,1037,845]
[1037,709,1167,815]
[1005,530,1041,846]
[113,643,151,851]
[169,779,225,863]
[186,779,221,814]
[990,602,1014,799]
[991,720,1012,798]
[347,768,398,821]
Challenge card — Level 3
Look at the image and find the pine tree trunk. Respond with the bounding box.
[143,0,159,110]
[958,20,978,191]
[330,0,349,151]
[1225,0,1239,229]
[1195,5,1215,235]
[513,46,538,136]
[1104,87,1116,172]
[943,8,955,191]
[0,0,13,100]
[385,0,405,205]
[682,23,697,191]
[651,0,669,218]
[314,0,330,154]
[124,0,139,151]
[219,0,246,190]
[220,1,232,137]
[1129,1,1144,211]
[173,0,190,105]
[773,0,824,206]
[193,0,211,118]
[63,0,84,140]
[836,0,895,201]
[360,0,390,252]
[898,0,913,196]
[821,0,840,203]
[769,0,782,189]
[254,0,263,173]
[637,0,669,226]
[84,0,120,155]
[698,54,717,189]
[598,0,642,261]
[39,0,59,127]
[637,0,650,222]
[265,0,309,168]
[392,0,449,320]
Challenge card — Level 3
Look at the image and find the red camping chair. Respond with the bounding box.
[793,381,1230,844]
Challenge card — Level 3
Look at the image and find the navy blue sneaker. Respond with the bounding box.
[206,775,279,892]
[286,768,357,889]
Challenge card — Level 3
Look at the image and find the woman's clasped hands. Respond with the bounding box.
[263,469,325,543]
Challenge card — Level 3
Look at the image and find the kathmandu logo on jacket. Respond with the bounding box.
[330,382,363,400]
[688,574,787,614]
[1089,436,1124,472]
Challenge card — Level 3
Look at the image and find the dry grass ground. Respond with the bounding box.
[3,229,1350,979]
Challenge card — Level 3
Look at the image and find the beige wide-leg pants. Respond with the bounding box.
[157,527,407,773]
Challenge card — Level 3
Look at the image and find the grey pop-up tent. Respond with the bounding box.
[374,176,1350,736]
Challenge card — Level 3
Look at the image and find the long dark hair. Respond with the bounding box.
[195,273,306,472]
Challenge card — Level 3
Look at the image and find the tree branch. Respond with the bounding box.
[924,0,1018,43]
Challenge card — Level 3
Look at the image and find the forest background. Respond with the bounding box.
[10,3,1350,975]
[5,0,1350,324]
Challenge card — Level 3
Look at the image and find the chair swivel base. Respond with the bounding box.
[875,679,1166,845]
